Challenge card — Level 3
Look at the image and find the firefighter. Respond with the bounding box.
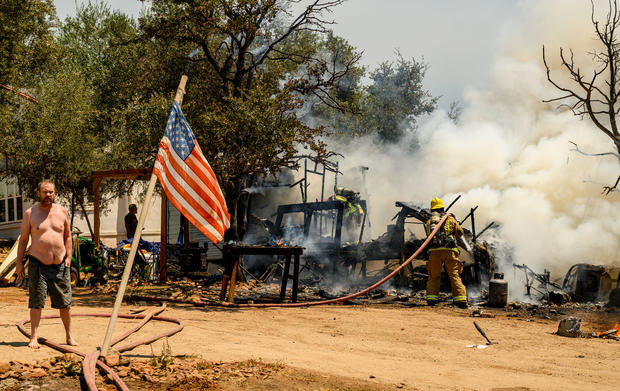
[330,187,364,242]
[425,197,468,308]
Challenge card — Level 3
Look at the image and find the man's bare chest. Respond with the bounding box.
[31,208,64,234]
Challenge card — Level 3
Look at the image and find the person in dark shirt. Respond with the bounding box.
[124,204,138,239]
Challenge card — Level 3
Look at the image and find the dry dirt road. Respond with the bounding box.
[1,286,619,391]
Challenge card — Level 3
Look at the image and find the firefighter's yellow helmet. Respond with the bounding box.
[430,197,445,210]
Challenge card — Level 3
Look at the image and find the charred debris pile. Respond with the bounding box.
[224,175,619,311]
[155,159,619,312]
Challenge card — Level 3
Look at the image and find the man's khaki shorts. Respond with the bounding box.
[28,255,72,309]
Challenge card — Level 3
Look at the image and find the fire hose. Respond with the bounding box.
[17,303,183,391]
[129,213,451,308]
[15,213,448,390]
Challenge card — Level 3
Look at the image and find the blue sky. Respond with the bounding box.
[53,0,524,109]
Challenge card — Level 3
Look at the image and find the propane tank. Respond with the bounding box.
[488,272,508,307]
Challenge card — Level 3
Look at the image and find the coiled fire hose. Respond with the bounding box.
[17,303,183,391]
[130,213,450,308]
[16,214,448,390]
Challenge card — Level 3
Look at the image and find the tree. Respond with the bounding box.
[0,0,58,165]
[315,52,438,144]
[542,0,620,194]
[57,1,164,193]
[7,64,102,235]
[363,54,437,142]
[135,0,362,235]
[2,1,148,235]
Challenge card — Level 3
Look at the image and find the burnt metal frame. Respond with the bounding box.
[273,200,368,246]
[301,158,340,237]
[513,263,561,297]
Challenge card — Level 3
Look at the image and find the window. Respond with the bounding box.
[0,178,23,224]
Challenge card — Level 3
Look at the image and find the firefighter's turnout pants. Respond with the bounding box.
[426,249,467,304]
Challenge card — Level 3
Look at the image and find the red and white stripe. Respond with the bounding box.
[153,136,230,244]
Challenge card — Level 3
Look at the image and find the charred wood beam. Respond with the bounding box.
[277,200,348,213]
[393,201,429,223]
[445,195,461,212]
[474,222,495,241]
[459,206,478,225]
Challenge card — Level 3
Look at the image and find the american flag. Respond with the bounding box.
[153,101,230,244]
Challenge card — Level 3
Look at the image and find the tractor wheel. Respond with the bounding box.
[70,267,79,287]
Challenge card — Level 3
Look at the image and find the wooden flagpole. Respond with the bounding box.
[101,75,188,356]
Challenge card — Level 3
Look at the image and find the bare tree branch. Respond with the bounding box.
[544,1,620,193]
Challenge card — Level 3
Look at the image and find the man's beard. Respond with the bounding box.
[41,197,54,205]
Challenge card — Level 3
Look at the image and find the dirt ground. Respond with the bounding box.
[1,285,619,391]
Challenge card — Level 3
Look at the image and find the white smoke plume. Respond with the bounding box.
[321,0,620,281]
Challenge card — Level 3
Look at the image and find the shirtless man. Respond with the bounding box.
[16,179,78,349]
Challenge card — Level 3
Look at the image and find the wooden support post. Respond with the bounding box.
[280,255,292,302]
[292,254,300,303]
[220,245,232,301]
[92,177,103,248]
[227,255,239,302]
[219,275,229,301]
[159,191,167,283]
[471,207,477,242]
[183,216,190,245]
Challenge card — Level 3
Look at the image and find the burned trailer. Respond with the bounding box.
[562,263,620,303]
[510,262,620,305]
[267,198,497,290]
[349,201,497,290]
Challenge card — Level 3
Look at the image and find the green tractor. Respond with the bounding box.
[70,234,109,287]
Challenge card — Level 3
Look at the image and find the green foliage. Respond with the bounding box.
[0,0,58,86]
[133,0,359,230]
[62,360,82,377]
[364,54,437,142]
[150,338,175,370]
[0,0,58,158]
[59,1,141,114]
[317,52,438,144]
[6,64,101,199]
[3,1,159,208]
[0,0,437,236]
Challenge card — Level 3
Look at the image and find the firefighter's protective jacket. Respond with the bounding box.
[332,195,363,219]
[425,213,464,254]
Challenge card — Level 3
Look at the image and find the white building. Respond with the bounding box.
[0,177,25,239]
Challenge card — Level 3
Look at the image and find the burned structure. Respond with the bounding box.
[562,264,620,303]
[509,261,620,306]
[335,200,497,290]
[238,158,498,295]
